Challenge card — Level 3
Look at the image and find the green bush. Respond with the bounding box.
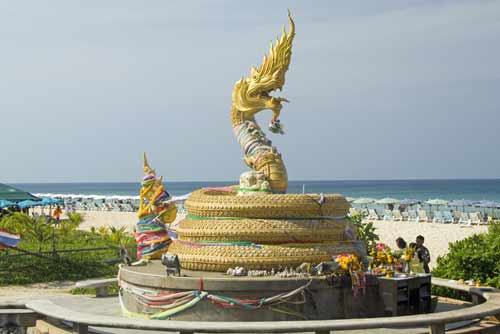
[1,213,53,252]
[0,213,137,286]
[433,221,500,289]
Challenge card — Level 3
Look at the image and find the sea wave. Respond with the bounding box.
[34,193,140,200]
[34,193,190,202]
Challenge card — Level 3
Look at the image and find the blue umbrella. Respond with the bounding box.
[17,200,42,209]
[476,200,498,216]
[476,200,496,207]
[40,198,53,206]
[51,198,64,204]
[448,199,476,212]
[40,197,63,206]
[448,199,476,207]
[0,200,16,209]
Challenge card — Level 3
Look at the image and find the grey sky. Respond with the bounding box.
[1,0,499,182]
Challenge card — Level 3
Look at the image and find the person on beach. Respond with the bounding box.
[415,235,431,273]
[393,237,408,269]
[53,205,62,224]
[396,237,407,250]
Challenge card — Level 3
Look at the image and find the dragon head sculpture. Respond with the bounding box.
[232,11,295,132]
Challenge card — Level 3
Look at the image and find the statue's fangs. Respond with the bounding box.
[231,11,295,193]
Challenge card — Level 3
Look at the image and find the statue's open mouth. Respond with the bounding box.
[256,88,289,104]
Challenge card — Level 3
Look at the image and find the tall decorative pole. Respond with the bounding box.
[134,153,177,259]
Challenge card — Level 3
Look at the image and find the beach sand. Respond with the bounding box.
[76,210,137,232]
[69,210,489,269]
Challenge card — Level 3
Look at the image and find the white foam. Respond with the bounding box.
[33,193,191,202]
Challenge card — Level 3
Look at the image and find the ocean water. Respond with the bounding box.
[11,179,500,202]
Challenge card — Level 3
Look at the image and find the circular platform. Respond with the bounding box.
[118,261,384,321]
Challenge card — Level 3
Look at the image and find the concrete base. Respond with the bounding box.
[119,261,385,321]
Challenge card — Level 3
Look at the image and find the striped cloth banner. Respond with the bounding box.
[0,229,21,249]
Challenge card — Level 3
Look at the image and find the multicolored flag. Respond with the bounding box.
[0,229,21,249]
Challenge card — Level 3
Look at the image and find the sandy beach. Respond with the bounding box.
[67,210,489,269]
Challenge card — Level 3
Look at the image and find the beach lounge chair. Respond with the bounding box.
[469,212,482,225]
[401,211,409,221]
[459,212,471,225]
[407,210,418,222]
[367,209,379,220]
[453,211,462,222]
[418,210,429,223]
[383,210,393,221]
[442,211,455,223]
[475,212,487,225]
[432,211,444,223]
[392,210,403,221]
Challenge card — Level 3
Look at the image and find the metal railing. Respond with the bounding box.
[0,277,492,334]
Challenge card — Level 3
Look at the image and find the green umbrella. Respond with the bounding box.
[0,183,40,202]
[353,198,375,205]
[425,199,449,206]
[425,198,449,211]
[352,197,376,208]
[375,198,400,205]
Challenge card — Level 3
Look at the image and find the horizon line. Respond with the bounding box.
[8,177,500,185]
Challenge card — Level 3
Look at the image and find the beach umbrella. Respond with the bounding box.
[400,198,420,206]
[425,198,449,211]
[448,199,476,212]
[475,200,497,216]
[375,198,400,211]
[352,198,375,208]
[0,183,40,202]
[40,197,53,206]
[353,198,375,205]
[40,197,63,205]
[425,199,449,206]
[16,199,43,209]
[398,199,420,211]
[375,198,400,205]
[0,200,16,209]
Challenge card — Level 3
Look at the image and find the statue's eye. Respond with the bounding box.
[253,75,259,81]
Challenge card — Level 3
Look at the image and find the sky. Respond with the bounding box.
[1,0,499,183]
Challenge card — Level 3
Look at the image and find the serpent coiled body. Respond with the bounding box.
[172,188,358,272]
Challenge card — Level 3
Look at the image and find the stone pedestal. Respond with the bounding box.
[118,261,385,321]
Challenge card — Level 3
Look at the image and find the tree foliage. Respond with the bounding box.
[348,210,380,252]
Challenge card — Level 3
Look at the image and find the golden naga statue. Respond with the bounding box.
[169,12,357,272]
[231,11,295,193]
